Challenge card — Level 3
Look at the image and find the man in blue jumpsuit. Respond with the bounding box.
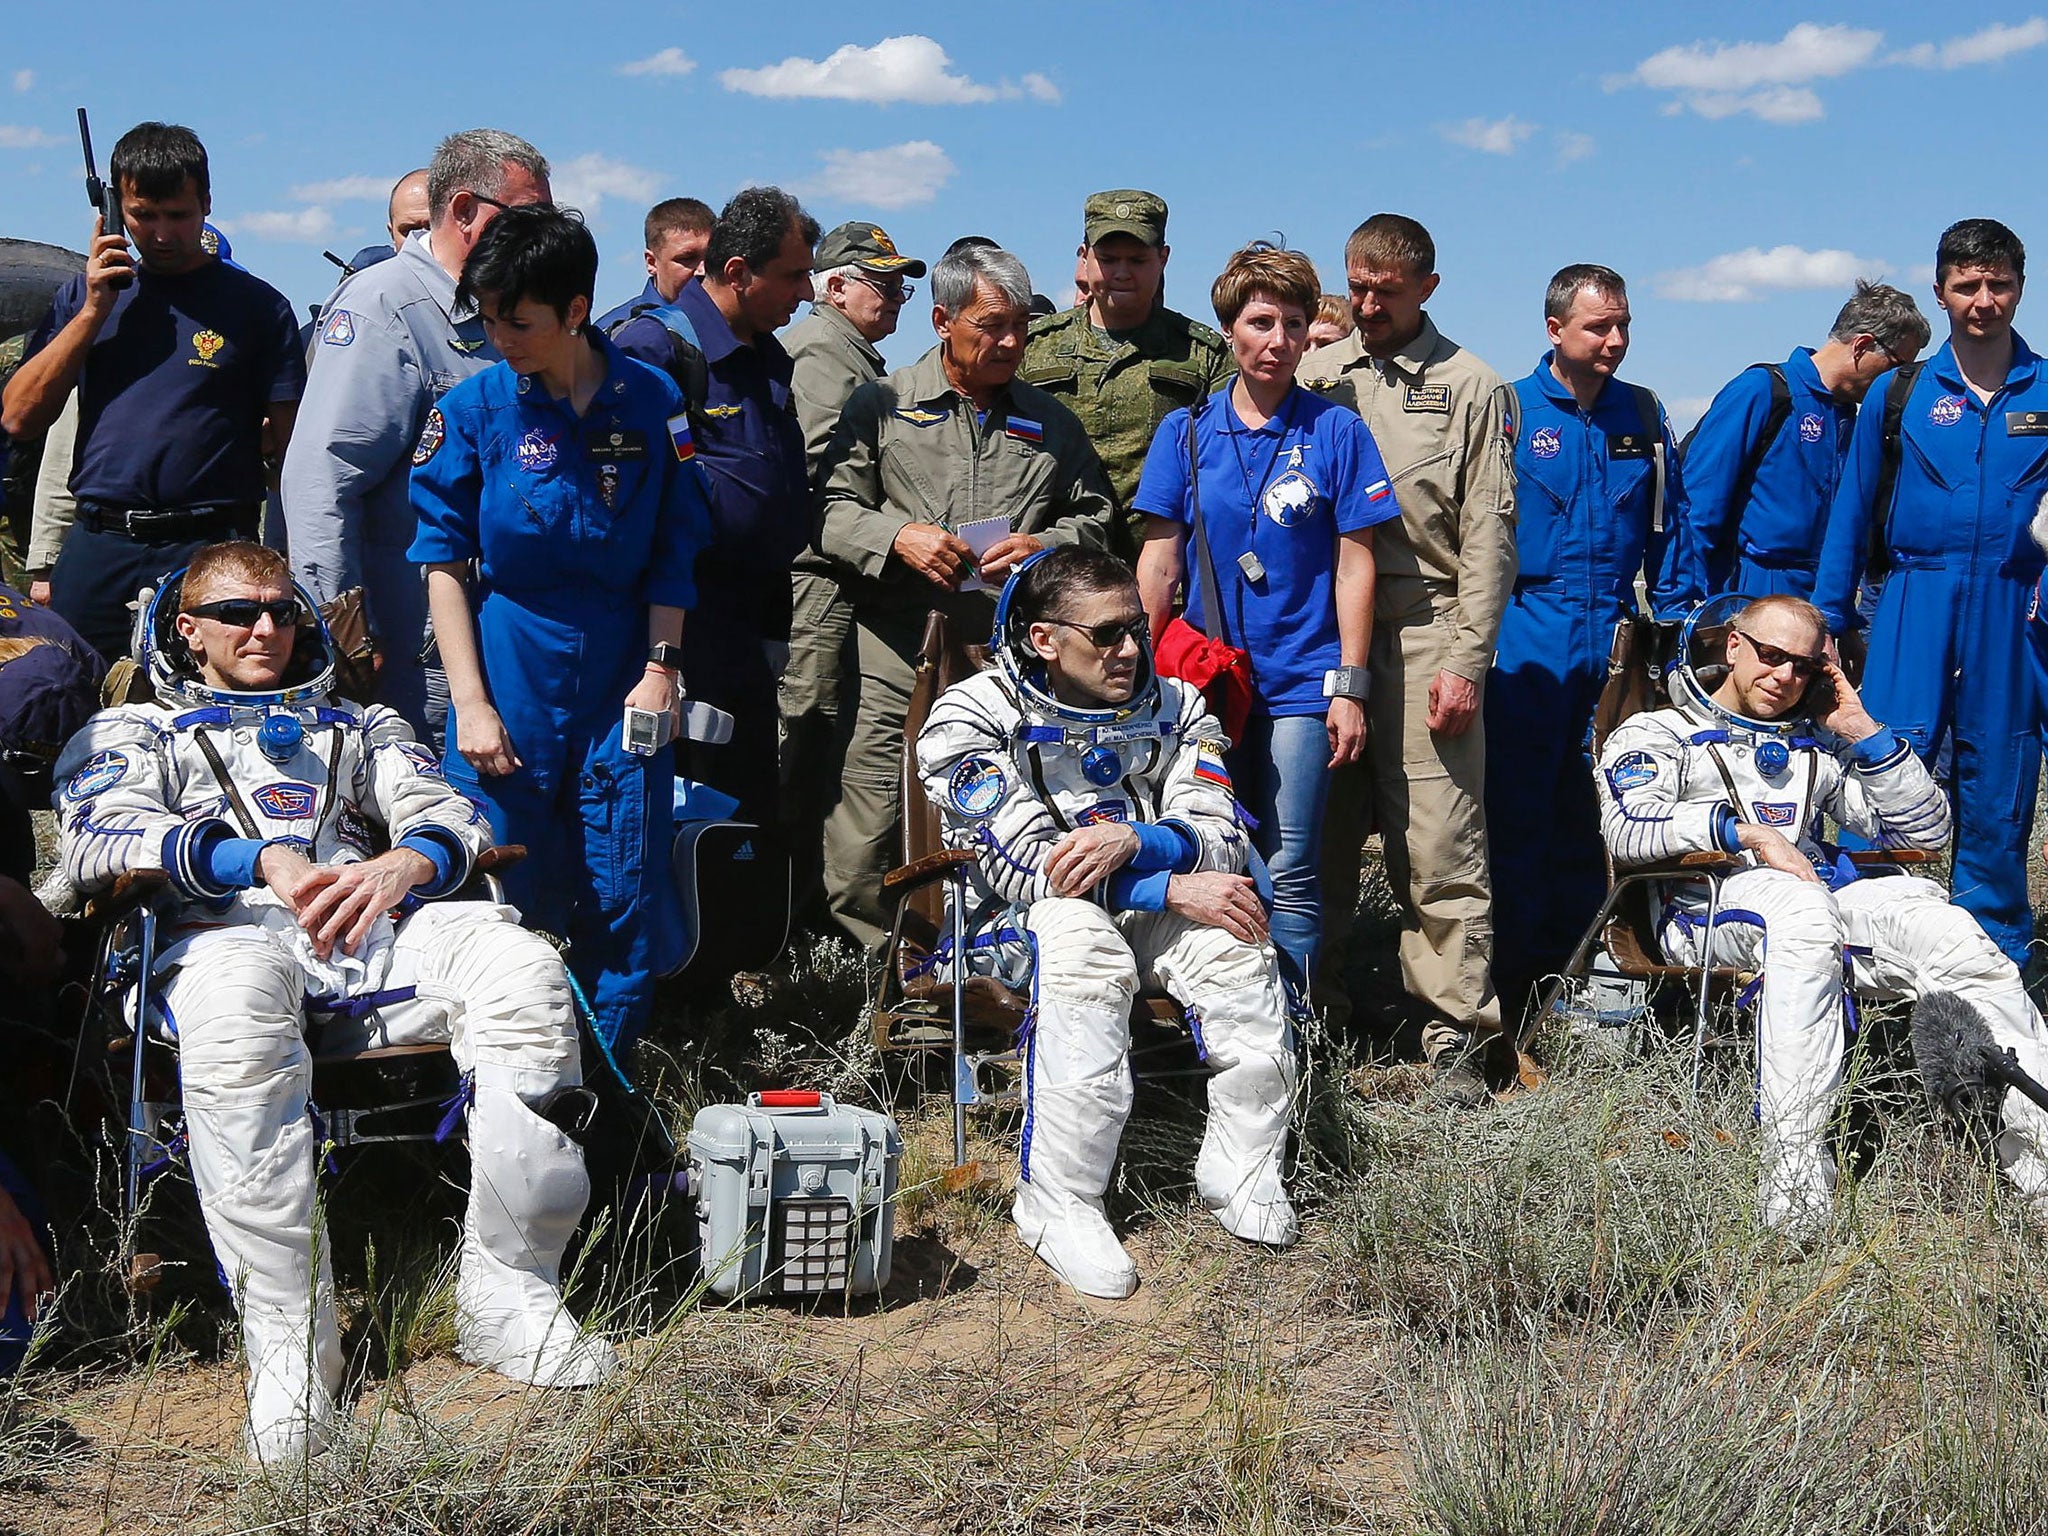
[1487,264,1701,1021]
[1815,218,2048,966]
[613,187,816,828]
[1,122,304,662]
[282,130,551,742]
[1684,282,1929,597]
[409,246,713,1050]
[593,197,713,334]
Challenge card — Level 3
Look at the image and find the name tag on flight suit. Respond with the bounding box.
[590,428,650,461]
[1403,384,1452,413]
[1608,433,1656,461]
[2008,411,2048,437]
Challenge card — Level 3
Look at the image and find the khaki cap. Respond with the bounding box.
[1084,189,1168,247]
[814,221,928,277]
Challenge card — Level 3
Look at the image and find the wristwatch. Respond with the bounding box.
[1322,666,1370,703]
[646,642,685,672]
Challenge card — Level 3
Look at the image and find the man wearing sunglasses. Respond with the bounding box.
[282,128,551,743]
[780,222,927,905]
[1596,593,2048,1237]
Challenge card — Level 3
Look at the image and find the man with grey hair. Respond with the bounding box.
[281,128,551,741]
[816,242,1117,949]
[781,221,926,904]
[1682,280,1930,597]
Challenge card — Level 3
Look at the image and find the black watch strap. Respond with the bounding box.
[647,642,685,670]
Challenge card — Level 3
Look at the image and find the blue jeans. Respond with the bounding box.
[1229,709,1330,989]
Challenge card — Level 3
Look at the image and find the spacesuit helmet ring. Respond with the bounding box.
[1669,591,1809,737]
[140,564,338,709]
[993,548,1159,727]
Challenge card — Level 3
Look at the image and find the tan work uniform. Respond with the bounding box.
[1021,303,1232,556]
[780,303,885,867]
[816,346,1118,949]
[1297,318,1518,1053]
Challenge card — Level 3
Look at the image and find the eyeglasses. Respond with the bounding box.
[184,598,303,629]
[1734,629,1823,678]
[468,192,556,214]
[852,272,914,303]
[1050,617,1147,651]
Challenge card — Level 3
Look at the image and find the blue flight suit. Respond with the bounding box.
[1682,347,1853,597]
[408,332,714,1049]
[595,275,665,337]
[1487,354,1701,1000]
[615,278,808,827]
[1814,335,2048,965]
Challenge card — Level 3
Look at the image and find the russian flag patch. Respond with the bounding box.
[1194,748,1232,791]
[1364,477,1392,502]
[1005,415,1044,445]
[667,412,695,462]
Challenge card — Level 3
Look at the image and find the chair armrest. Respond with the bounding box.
[84,868,169,924]
[1614,851,1743,879]
[1842,848,1937,867]
[882,849,977,896]
[476,845,526,876]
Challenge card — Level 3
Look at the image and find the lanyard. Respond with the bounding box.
[1225,386,1298,553]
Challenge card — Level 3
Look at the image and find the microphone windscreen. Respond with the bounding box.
[1910,991,2004,1135]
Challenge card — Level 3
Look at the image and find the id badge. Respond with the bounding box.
[1238,551,1267,582]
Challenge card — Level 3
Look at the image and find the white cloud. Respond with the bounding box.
[1440,115,1536,154]
[11,70,31,93]
[1656,244,1884,302]
[289,174,400,204]
[551,152,659,222]
[721,35,1054,106]
[0,125,58,148]
[1553,130,1596,165]
[619,46,697,78]
[1625,22,1882,91]
[1893,18,2048,68]
[222,207,338,243]
[796,140,955,210]
[1678,86,1825,124]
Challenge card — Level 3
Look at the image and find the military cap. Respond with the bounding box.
[815,221,928,277]
[1084,190,1168,247]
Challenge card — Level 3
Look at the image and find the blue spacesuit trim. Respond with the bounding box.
[395,827,467,898]
[975,825,1041,880]
[1127,821,1196,873]
[1105,869,1173,912]
[1017,930,1042,1182]
[1714,806,1741,853]
[1845,726,1906,771]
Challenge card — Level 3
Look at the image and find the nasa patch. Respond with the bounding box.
[253,782,317,820]
[1798,413,1824,444]
[320,308,356,347]
[1530,426,1562,460]
[948,756,1007,819]
[515,428,559,473]
[1929,394,1967,428]
[64,749,129,800]
[412,408,445,466]
[1605,749,1658,794]
[1076,800,1128,826]
[1262,470,1321,527]
[1752,802,1797,828]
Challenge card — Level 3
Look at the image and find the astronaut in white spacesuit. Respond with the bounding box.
[1596,591,2048,1234]
[917,548,1299,1299]
[53,541,613,1462]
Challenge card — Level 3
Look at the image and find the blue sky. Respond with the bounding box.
[3,2,2043,426]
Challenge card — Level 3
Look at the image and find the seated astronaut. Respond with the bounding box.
[53,541,614,1462]
[1596,592,2048,1234]
[917,547,1299,1299]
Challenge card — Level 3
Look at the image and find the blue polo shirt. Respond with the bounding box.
[614,278,808,646]
[1815,334,2048,627]
[1681,346,1852,595]
[1133,384,1399,716]
[27,257,303,510]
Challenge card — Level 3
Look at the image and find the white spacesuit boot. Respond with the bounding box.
[172,937,343,1463]
[1013,901,1139,1299]
[1188,978,1299,1246]
[456,1062,617,1387]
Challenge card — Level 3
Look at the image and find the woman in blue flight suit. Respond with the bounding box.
[410,207,712,1050]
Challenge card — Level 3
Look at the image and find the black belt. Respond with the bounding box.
[78,503,260,540]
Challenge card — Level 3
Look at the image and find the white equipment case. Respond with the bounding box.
[686,1090,901,1300]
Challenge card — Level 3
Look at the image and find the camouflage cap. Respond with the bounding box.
[1084,190,1167,247]
[815,221,927,277]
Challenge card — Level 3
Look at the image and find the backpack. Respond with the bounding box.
[1678,362,1794,524]
[1622,383,1670,532]
[1863,362,1925,582]
[605,300,710,416]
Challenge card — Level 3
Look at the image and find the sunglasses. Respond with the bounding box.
[1735,629,1824,678]
[184,598,303,629]
[1050,616,1147,651]
[469,192,557,215]
[852,272,914,303]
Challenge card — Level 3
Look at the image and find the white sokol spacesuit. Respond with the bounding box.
[916,575,1299,1299]
[53,574,614,1461]
[1596,612,2048,1232]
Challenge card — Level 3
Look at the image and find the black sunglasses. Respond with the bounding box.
[469,191,557,214]
[184,598,303,629]
[1050,616,1147,651]
[1735,629,1823,678]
